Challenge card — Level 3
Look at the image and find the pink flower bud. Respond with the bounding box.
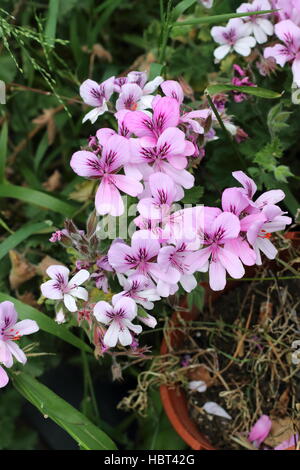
[248,415,272,447]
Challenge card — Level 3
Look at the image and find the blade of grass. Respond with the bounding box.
[11,372,117,450]
[0,183,78,217]
[0,120,8,183]
[0,221,52,261]
[0,293,92,353]
[172,9,277,26]
[45,0,60,45]
[206,84,282,99]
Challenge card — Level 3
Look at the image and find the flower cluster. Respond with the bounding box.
[41,71,291,353]
[0,301,39,388]
[211,0,300,89]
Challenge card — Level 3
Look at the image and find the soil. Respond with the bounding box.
[184,277,300,450]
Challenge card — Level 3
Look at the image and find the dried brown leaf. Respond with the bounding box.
[9,250,36,289]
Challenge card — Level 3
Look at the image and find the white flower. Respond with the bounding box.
[237,0,274,44]
[211,18,256,61]
[41,265,90,312]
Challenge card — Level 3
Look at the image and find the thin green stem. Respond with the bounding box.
[81,340,101,426]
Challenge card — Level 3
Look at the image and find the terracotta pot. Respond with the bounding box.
[160,232,299,451]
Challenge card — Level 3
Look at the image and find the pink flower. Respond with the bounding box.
[108,230,161,278]
[125,96,180,142]
[116,74,163,112]
[211,18,256,60]
[80,77,115,123]
[248,415,272,447]
[70,135,143,216]
[93,297,142,347]
[232,64,256,102]
[41,265,90,312]
[237,1,274,44]
[137,172,178,222]
[264,20,300,86]
[193,210,245,291]
[0,365,9,388]
[113,274,160,310]
[271,0,300,25]
[0,301,39,370]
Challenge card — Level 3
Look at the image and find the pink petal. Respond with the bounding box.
[222,187,249,215]
[0,342,13,367]
[255,189,285,208]
[108,242,134,273]
[116,83,143,111]
[152,97,180,131]
[80,79,104,107]
[217,247,245,279]
[248,415,272,445]
[14,319,39,336]
[232,170,257,198]
[0,366,9,388]
[112,297,137,321]
[46,264,69,281]
[70,151,102,178]
[96,128,116,145]
[112,174,143,197]
[157,127,187,157]
[212,212,241,241]
[160,80,184,103]
[95,180,124,216]
[209,259,226,291]
[275,19,300,48]
[102,135,130,171]
[149,171,177,205]
[125,111,154,138]
[0,301,18,328]
[7,341,27,364]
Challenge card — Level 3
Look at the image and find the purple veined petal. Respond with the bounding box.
[0,365,9,388]
[234,36,256,56]
[79,79,104,107]
[218,247,245,279]
[102,134,130,171]
[264,44,290,67]
[255,189,285,208]
[143,76,164,95]
[152,97,180,132]
[0,342,13,367]
[117,325,133,346]
[214,44,231,60]
[46,265,70,282]
[180,274,197,293]
[14,319,39,336]
[211,212,241,241]
[125,110,154,138]
[68,269,90,287]
[95,180,124,216]
[209,259,227,291]
[103,320,120,347]
[63,294,77,312]
[232,170,257,198]
[257,237,278,260]
[70,151,102,178]
[222,187,250,215]
[40,280,64,300]
[211,26,228,45]
[96,128,116,145]
[127,71,148,88]
[227,18,247,37]
[275,19,300,48]
[7,341,27,364]
[108,241,135,273]
[82,105,108,124]
[116,83,143,111]
[112,174,143,197]
[0,301,18,329]
[160,80,184,104]
[68,286,88,301]
[149,171,177,205]
[190,246,212,272]
[94,300,113,324]
[112,296,137,321]
[131,231,161,259]
[157,127,187,157]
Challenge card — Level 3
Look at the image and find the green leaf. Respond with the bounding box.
[11,372,117,450]
[206,84,281,99]
[172,0,197,21]
[45,0,60,44]
[274,165,293,183]
[0,184,78,217]
[0,120,8,183]
[0,221,52,261]
[172,9,277,26]
[182,185,204,204]
[0,294,92,353]
[148,62,164,81]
